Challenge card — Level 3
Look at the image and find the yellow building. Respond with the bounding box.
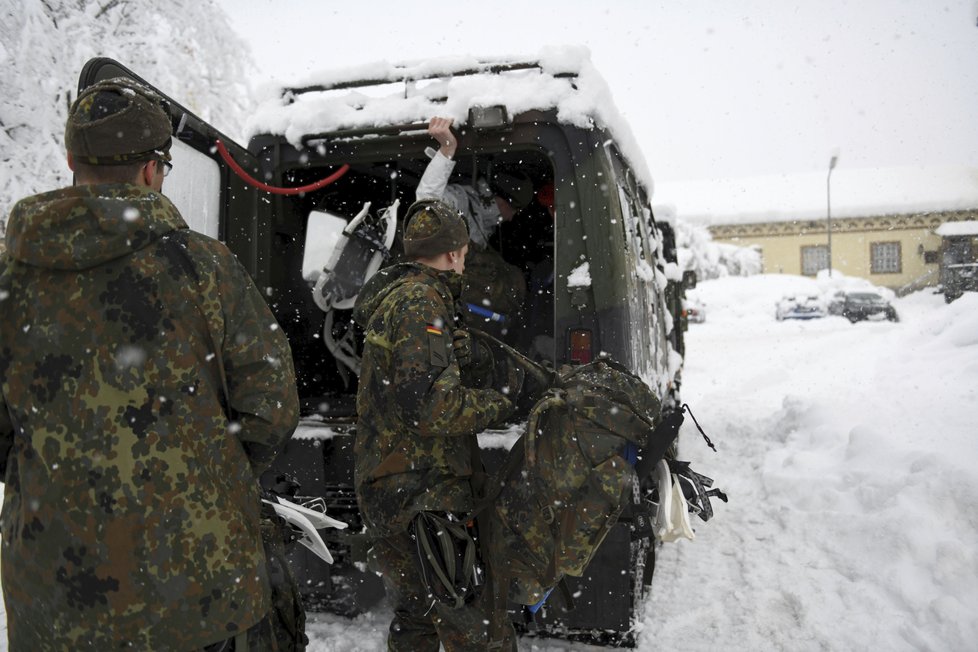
[708,208,978,293]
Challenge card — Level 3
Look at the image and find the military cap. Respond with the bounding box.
[403,199,469,258]
[65,77,172,165]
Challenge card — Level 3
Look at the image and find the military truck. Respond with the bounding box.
[936,221,978,303]
[78,49,688,646]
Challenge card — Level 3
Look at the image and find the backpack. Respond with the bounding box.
[486,358,676,606]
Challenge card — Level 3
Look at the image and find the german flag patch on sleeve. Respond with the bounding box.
[426,324,449,367]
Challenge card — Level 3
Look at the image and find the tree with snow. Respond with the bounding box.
[0,0,253,245]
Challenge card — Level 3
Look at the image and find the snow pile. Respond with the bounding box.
[0,0,253,239]
[656,204,762,281]
[245,46,654,194]
[643,276,978,651]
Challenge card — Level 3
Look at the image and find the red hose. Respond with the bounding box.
[215,139,349,195]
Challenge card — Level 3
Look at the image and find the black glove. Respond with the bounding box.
[454,328,494,388]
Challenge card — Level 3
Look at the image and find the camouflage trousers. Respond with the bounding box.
[371,529,517,651]
[199,507,308,652]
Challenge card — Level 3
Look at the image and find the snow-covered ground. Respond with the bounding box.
[640,275,978,652]
[2,275,976,650]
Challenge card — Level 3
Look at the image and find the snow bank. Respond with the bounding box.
[0,0,254,239]
[644,276,978,651]
[661,203,762,281]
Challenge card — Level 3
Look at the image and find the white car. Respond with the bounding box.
[776,295,826,321]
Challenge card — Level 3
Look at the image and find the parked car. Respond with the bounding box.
[683,298,706,323]
[840,292,899,323]
[776,294,825,320]
[826,290,847,315]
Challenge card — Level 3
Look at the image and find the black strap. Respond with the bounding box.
[633,407,685,485]
[352,224,392,262]
[681,403,717,453]
[481,508,514,648]
[557,577,576,612]
[465,431,526,525]
[412,512,480,609]
[157,233,236,422]
[621,500,655,541]
[669,460,728,523]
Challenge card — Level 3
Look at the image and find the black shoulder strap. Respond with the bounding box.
[633,406,686,483]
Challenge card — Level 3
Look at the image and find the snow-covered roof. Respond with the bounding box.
[936,220,978,237]
[658,166,978,225]
[245,46,653,192]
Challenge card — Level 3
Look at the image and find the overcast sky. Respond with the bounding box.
[218,0,978,218]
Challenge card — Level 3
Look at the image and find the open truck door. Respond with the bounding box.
[77,56,388,620]
[78,58,270,285]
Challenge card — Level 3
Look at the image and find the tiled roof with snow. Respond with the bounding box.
[657,166,978,225]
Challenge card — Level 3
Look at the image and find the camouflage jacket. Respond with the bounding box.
[352,263,512,536]
[0,184,299,650]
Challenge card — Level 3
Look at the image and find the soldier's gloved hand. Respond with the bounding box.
[453,329,474,368]
[455,328,495,389]
[490,393,516,425]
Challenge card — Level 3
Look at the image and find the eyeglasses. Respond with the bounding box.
[159,159,173,177]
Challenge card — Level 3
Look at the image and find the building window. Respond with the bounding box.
[871,241,902,274]
[801,245,828,275]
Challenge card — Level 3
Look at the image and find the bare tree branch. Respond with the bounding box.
[95,0,123,20]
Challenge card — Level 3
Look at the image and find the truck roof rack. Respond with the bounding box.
[282,60,576,101]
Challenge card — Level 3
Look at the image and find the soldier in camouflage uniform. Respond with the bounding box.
[353,199,517,651]
[0,78,300,650]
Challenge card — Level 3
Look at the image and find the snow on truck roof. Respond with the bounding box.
[245,46,654,194]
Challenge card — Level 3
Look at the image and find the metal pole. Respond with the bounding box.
[827,155,838,277]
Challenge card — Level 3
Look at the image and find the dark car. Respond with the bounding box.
[841,292,899,323]
[942,263,978,303]
[826,290,847,315]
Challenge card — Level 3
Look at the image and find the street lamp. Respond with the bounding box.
[826,154,839,277]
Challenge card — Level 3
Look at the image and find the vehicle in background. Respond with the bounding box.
[776,294,825,320]
[936,220,978,303]
[77,50,690,646]
[840,292,899,323]
[683,298,706,323]
[826,290,847,316]
[942,263,978,303]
